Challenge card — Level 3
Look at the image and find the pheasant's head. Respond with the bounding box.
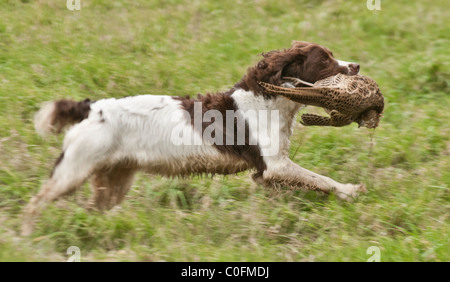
[358,109,382,129]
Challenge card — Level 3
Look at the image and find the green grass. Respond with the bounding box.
[0,0,449,261]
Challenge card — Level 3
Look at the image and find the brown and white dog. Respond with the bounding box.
[22,41,364,235]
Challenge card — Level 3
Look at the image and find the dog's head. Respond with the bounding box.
[240,41,359,96]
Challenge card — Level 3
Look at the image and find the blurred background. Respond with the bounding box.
[0,0,448,261]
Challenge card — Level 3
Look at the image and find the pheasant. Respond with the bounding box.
[258,73,384,128]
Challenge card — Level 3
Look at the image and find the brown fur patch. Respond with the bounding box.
[174,90,267,178]
[52,99,92,133]
[50,152,64,177]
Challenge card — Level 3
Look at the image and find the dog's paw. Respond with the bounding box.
[336,183,367,201]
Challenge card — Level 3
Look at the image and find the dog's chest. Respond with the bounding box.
[231,89,302,158]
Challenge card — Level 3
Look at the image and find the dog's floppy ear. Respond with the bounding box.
[267,45,310,83]
[243,42,312,95]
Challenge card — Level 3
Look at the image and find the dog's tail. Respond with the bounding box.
[34,99,92,136]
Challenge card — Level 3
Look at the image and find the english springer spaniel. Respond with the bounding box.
[22,41,364,235]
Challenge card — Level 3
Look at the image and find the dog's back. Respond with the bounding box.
[35,95,251,177]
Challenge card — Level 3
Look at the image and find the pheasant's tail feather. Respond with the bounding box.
[282,77,314,87]
[258,81,328,107]
[258,81,323,95]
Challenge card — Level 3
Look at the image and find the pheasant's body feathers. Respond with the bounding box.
[258,74,384,128]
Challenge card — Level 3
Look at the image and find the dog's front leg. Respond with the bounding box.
[261,157,366,200]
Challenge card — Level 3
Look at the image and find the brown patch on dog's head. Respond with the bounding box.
[238,41,351,97]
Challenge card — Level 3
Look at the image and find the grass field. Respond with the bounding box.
[0,0,448,261]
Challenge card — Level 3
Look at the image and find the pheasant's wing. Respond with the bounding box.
[258,81,332,108]
[300,113,331,126]
[329,110,353,127]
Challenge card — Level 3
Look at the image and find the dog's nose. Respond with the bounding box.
[349,63,360,74]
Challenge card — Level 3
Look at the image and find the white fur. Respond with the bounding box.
[337,59,360,75]
[337,60,351,68]
[34,101,56,136]
[64,95,225,169]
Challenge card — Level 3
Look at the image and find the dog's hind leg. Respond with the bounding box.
[21,151,93,236]
[21,121,114,236]
[87,166,137,211]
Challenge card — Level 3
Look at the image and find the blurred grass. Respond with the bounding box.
[0,0,449,261]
